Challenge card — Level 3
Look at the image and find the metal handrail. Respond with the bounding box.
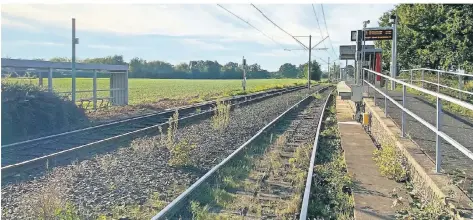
[400,68,473,77]
[299,91,332,220]
[152,87,329,219]
[399,68,473,100]
[368,69,473,110]
[363,68,473,173]
[410,80,473,96]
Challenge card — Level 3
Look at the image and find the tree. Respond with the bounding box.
[40,55,310,79]
[221,62,242,79]
[330,63,341,79]
[302,61,323,81]
[375,4,473,73]
[278,63,298,78]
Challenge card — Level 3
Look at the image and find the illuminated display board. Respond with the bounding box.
[364,29,393,40]
[351,29,393,41]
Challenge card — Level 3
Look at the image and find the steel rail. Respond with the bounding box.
[2,85,305,149]
[364,68,473,111]
[299,89,333,220]
[1,85,315,183]
[152,87,329,220]
[400,68,473,77]
[410,79,473,96]
[362,78,473,162]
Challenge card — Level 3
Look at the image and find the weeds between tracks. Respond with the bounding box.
[212,99,231,133]
[182,95,327,219]
[308,104,355,220]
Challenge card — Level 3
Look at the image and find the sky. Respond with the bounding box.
[1,4,395,71]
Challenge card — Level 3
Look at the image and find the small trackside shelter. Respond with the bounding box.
[1,58,129,108]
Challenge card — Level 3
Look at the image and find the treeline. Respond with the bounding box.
[375,4,473,73]
[6,55,323,80]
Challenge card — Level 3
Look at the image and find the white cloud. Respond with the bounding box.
[1,17,39,31]
[254,49,300,57]
[8,40,66,46]
[1,4,394,47]
[180,39,231,51]
[87,44,132,50]
[1,4,395,68]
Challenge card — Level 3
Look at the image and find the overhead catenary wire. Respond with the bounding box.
[250,4,309,50]
[311,4,331,57]
[320,4,338,58]
[216,4,286,48]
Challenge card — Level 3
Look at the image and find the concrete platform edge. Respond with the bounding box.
[363,97,473,219]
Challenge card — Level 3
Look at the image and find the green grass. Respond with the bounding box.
[4,78,310,105]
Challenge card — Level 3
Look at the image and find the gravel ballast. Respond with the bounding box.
[1,86,326,219]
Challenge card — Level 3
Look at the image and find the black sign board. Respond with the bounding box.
[351,29,393,41]
[351,31,357,41]
[365,29,393,40]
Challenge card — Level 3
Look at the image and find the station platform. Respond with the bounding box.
[336,96,407,219]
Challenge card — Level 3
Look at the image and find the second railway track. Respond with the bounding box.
[153,88,333,219]
[1,85,323,185]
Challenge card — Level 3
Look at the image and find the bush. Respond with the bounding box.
[372,142,408,182]
[1,82,89,144]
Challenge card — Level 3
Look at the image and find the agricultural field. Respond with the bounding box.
[4,78,310,105]
[4,77,314,123]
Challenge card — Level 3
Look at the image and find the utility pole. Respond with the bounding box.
[390,14,397,90]
[308,35,312,89]
[334,62,336,81]
[362,20,370,86]
[284,36,328,88]
[328,57,330,81]
[72,18,77,103]
[242,56,247,91]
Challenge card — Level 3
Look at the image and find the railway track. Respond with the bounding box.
[153,88,333,220]
[1,85,318,185]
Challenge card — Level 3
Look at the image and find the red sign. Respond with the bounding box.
[375,52,382,81]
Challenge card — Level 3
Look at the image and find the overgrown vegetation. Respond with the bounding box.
[308,103,355,219]
[97,192,167,220]
[211,100,231,132]
[373,141,409,182]
[395,182,453,219]
[161,110,196,167]
[166,110,179,150]
[1,82,89,144]
[168,139,196,167]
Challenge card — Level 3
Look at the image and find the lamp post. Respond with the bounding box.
[390,14,397,90]
[362,20,370,86]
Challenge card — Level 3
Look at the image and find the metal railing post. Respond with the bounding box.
[385,94,388,116]
[410,69,413,84]
[458,75,463,100]
[402,85,406,137]
[437,71,441,93]
[48,68,53,93]
[93,70,97,110]
[374,90,376,106]
[421,69,424,88]
[436,97,442,173]
[38,72,43,87]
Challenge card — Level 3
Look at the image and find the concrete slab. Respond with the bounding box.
[336,96,407,220]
